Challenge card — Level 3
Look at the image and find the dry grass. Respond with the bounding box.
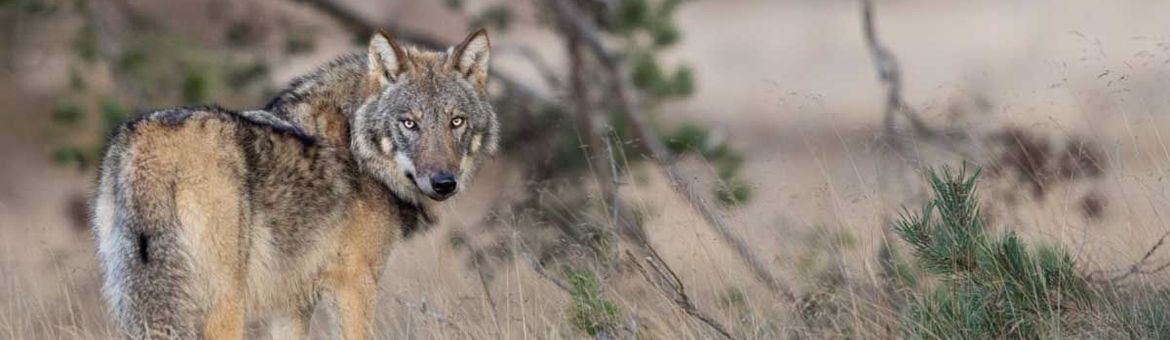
[4,117,1169,338]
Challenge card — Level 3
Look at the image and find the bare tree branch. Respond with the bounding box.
[290,0,443,48]
[861,0,934,140]
[496,44,564,90]
[290,0,554,106]
[549,0,795,302]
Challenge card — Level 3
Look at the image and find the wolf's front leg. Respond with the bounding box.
[326,269,377,340]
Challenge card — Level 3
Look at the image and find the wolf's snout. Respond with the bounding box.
[431,171,457,197]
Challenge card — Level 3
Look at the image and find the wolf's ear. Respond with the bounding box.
[450,29,491,87]
[369,30,407,85]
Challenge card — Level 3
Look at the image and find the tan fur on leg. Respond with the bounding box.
[203,292,244,340]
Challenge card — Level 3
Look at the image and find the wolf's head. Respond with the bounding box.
[351,29,499,203]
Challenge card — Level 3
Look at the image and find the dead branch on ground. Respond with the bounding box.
[627,250,734,340]
[1089,230,1170,282]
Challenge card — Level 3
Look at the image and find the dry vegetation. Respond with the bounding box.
[3,0,1170,339]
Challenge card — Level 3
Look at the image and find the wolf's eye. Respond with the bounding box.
[401,119,417,130]
[450,117,465,128]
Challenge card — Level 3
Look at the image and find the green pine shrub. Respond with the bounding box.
[894,166,1089,339]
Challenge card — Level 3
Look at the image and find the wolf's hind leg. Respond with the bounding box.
[267,308,312,340]
[116,230,201,340]
[203,288,245,339]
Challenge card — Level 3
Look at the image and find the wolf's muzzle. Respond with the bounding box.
[430,171,457,197]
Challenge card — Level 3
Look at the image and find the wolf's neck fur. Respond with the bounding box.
[264,54,375,147]
[264,54,438,229]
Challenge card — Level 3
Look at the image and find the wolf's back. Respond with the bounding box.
[93,107,315,339]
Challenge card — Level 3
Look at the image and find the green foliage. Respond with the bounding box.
[50,27,275,171]
[182,68,211,103]
[99,96,128,133]
[716,179,751,205]
[1104,288,1170,338]
[566,269,622,337]
[669,65,694,96]
[595,0,746,204]
[224,21,258,48]
[284,35,316,55]
[894,166,1089,339]
[613,0,652,33]
[893,168,984,274]
[51,100,83,126]
[650,20,679,47]
[2,0,57,14]
[878,241,919,290]
[45,96,123,169]
[441,0,463,11]
[630,54,691,98]
[631,55,665,94]
[69,68,86,91]
[116,47,149,76]
[665,123,751,205]
[50,147,87,168]
[470,4,512,32]
[227,63,270,90]
[47,95,130,170]
[718,286,747,310]
[73,23,98,62]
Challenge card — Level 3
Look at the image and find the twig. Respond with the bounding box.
[1090,230,1170,282]
[467,246,503,339]
[549,0,795,301]
[601,127,622,268]
[627,251,735,340]
[513,232,571,292]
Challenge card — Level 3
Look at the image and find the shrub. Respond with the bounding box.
[894,166,1088,339]
[566,269,622,337]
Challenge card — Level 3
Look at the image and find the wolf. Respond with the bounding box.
[91,29,498,339]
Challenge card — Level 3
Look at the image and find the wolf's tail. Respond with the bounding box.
[96,130,200,339]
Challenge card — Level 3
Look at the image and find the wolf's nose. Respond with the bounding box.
[431,172,457,196]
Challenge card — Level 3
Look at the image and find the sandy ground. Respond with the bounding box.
[4,0,1170,338]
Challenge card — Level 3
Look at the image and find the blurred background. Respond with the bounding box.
[3,0,1170,338]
